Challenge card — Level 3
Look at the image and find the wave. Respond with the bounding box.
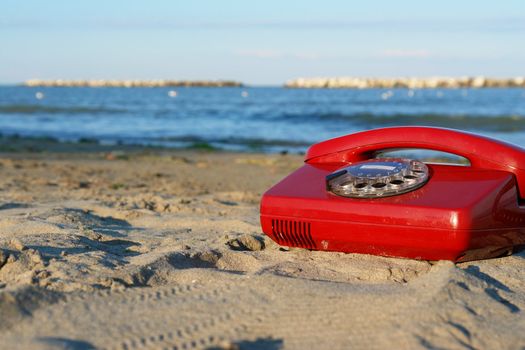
[0,132,310,153]
[152,135,311,148]
[0,104,127,115]
[279,112,525,132]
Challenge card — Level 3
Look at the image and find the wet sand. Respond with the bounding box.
[0,145,524,349]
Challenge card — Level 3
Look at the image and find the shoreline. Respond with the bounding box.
[0,133,305,155]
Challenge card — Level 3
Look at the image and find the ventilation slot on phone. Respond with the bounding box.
[271,219,316,249]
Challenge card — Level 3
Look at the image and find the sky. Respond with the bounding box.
[1,0,524,85]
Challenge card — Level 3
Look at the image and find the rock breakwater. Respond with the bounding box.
[24,79,243,88]
[285,77,525,89]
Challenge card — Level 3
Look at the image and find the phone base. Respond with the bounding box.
[260,214,521,262]
[260,163,525,262]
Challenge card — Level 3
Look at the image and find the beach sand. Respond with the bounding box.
[0,145,524,349]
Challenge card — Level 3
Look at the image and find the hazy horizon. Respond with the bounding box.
[1,0,524,85]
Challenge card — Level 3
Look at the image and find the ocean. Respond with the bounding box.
[1,86,525,153]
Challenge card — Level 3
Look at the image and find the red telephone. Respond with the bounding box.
[260,126,525,261]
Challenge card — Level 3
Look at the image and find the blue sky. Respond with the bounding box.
[1,0,524,85]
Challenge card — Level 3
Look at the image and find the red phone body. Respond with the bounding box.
[260,127,525,261]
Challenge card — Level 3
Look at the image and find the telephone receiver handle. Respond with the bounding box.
[305,126,525,199]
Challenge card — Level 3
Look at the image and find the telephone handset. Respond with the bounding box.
[260,126,525,261]
[306,126,525,199]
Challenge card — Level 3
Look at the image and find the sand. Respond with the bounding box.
[0,147,524,349]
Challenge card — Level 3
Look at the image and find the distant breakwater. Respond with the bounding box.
[285,77,525,89]
[24,79,243,88]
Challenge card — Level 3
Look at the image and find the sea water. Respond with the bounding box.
[1,86,525,153]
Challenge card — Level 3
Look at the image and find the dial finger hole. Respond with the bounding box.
[372,182,386,188]
[390,179,404,185]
